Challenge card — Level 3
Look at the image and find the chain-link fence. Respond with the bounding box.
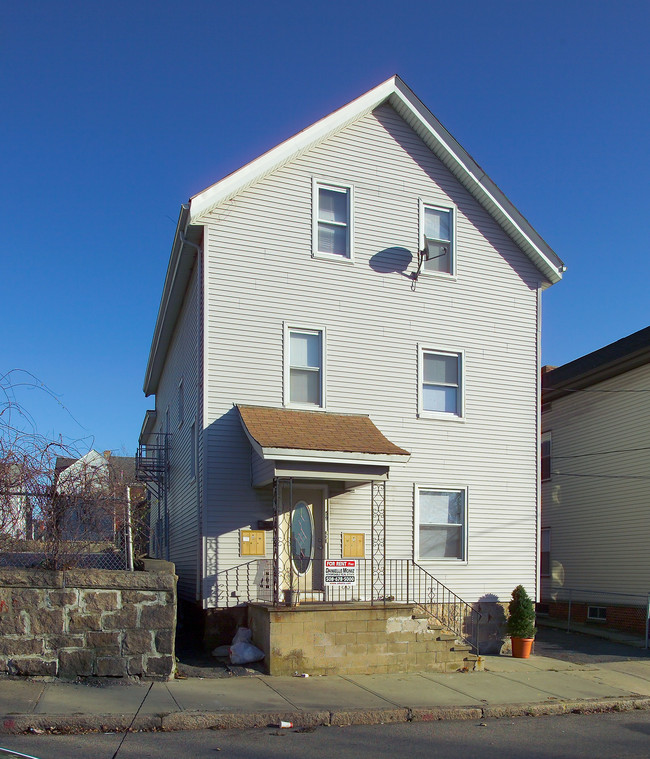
[0,484,149,571]
[540,587,650,648]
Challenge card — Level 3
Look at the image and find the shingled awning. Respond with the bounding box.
[237,405,410,486]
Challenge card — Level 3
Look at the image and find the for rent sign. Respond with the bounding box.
[324,560,357,587]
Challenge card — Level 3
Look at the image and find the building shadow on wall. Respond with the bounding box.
[476,593,507,654]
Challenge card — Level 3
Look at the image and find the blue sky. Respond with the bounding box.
[2,1,649,454]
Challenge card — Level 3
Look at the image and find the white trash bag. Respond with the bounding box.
[231,627,253,645]
[229,626,264,664]
[229,641,265,664]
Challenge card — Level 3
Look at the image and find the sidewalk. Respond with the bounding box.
[2,652,650,734]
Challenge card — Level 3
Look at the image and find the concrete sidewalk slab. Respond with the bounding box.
[166,677,291,712]
[598,660,650,680]
[571,668,650,697]
[495,670,634,700]
[422,671,562,705]
[0,682,44,715]
[344,673,483,707]
[482,655,595,673]
[263,675,395,710]
[35,683,162,715]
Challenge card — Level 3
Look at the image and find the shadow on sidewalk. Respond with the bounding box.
[533,625,650,664]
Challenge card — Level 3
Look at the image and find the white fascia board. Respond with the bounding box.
[388,79,565,284]
[261,446,409,465]
[189,77,399,223]
[139,410,158,443]
[143,204,195,396]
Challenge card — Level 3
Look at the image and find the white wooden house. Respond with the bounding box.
[138,76,564,672]
[541,326,650,637]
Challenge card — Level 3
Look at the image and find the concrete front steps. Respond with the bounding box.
[411,612,478,671]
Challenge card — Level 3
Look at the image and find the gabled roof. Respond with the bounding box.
[237,405,410,464]
[190,75,565,284]
[144,75,565,395]
[543,325,650,401]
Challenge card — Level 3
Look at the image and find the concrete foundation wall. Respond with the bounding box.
[248,603,474,676]
[0,566,177,679]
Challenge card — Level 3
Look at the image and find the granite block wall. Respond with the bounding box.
[0,566,176,679]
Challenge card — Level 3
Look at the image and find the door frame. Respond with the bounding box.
[290,483,328,589]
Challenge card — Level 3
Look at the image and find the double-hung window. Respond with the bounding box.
[420,202,455,275]
[540,527,550,577]
[286,326,325,407]
[313,181,353,260]
[541,431,552,481]
[420,349,463,418]
[417,488,466,560]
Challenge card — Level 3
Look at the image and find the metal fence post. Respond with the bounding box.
[567,590,572,633]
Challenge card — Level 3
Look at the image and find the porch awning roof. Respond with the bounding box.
[237,405,410,465]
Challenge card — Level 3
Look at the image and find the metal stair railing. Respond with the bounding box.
[385,559,482,654]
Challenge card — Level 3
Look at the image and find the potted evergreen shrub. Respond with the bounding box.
[506,585,537,658]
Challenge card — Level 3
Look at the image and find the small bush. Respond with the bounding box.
[506,584,537,639]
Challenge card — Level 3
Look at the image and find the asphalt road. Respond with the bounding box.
[2,711,650,759]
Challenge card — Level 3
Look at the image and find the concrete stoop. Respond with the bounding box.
[249,603,476,676]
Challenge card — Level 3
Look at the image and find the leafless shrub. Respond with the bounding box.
[0,370,146,569]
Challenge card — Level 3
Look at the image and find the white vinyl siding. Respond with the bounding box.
[200,103,542,604]
[146,262,201,602]
[541,362,650,601]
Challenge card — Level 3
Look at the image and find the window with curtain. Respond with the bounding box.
[422,350,462,416]
[418,488,466,560]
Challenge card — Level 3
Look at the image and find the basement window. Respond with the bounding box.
[587,606,607,621]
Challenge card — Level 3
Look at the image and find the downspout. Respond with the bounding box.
[179,228,204,607]
[535,284,542,603]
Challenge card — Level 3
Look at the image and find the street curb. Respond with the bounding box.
[161,710,330,731]
[3,697,650,735]
[482,697,650,719]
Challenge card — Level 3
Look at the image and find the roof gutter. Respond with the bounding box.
[143,204,198,396]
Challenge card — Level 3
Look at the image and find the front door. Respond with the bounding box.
[290,488,325,591]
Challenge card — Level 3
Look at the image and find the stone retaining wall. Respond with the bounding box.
[0,566,177,680]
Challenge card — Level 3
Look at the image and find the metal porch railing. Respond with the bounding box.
[215,558,481,652]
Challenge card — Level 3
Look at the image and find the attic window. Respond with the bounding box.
[420,202,455,276]
[313,180,353,261]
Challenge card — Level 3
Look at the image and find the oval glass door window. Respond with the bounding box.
[291,501,313,574]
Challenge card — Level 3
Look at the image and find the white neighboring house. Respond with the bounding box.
[541,326,650,635]
[139,76,564,643]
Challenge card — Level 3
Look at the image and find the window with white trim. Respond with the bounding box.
[541,431,552,481]
[540,527,550,577]
[420,349,463,418]
[286,326,325,407]
[177,378,184,429]
[313,181,352,260]
[417,488,466,560]
[420,202,454,275]
[190,418,197,480]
